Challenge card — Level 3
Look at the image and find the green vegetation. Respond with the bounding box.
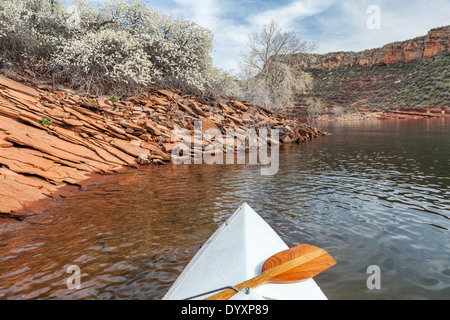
[39,116,53,126]
[296,52,450,111]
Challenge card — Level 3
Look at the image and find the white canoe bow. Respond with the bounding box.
[163,203,328,300]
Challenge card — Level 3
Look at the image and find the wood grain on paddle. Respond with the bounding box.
[205,244,336,300]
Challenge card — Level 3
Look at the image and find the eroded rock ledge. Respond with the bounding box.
[0,75,323,219]
[290,25,450,70]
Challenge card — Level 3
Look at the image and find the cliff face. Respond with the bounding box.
[297,26,450,70]
[292,26,450,112]
[296,51,450,111]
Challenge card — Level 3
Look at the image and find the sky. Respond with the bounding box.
[147,0,450,73]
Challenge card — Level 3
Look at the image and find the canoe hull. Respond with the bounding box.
[163,203,327,300]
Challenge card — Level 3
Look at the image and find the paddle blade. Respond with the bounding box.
[206,244,336,300]
[262,244,336,283]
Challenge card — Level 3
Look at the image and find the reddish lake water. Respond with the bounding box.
[0,119,449,299]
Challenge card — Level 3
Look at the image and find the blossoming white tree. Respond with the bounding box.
[0,0,237,96]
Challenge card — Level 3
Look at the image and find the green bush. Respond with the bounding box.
[39,116,53,126]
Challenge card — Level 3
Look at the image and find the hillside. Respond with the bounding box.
[301,51,450,111]
[292,26,450,114]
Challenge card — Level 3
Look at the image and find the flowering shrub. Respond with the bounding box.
[52,28,158,94]
[0,0,66,70]
[0,0,237,96]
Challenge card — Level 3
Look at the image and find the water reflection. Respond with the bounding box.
[0,119,449,299]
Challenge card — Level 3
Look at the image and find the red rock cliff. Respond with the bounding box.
[294,25,450,70]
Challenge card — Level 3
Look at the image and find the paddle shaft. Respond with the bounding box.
[205,249,323,300]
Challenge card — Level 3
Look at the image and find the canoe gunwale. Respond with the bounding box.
[163,204,243,300]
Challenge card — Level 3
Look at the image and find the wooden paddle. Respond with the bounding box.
[205,244,336,300]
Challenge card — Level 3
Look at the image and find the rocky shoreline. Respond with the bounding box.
[0,74,323,222]
[307,108,450,122]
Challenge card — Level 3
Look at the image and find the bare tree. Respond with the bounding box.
[239,20,316,113]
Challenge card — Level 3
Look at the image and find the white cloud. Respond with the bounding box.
[171,0,222,29]
[248,0,335,29]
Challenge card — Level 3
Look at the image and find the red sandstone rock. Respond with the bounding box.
[291,26,450,70]
[0,73,323,218]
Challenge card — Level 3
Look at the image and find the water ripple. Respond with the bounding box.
[0,119,449,299]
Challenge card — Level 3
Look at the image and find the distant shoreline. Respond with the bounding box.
[305,108,450,122]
